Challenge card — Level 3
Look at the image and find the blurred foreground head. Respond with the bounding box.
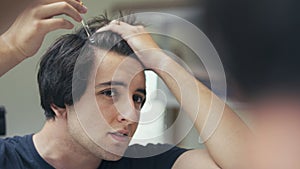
[205,1,300,168]
[205,0,300,100]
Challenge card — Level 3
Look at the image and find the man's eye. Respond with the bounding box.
[133,94,144,103]
[100,89,118,97]
[133,95,146,109]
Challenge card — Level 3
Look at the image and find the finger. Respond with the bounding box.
[37,0,87,14]
[37,2,83,22]
[110,20,136,29]
[95,24,111,33]
[96,21,146,39]
[65,0,88,13]
[41,18,74,32]
[95,24,128,38]
[96,21,132,34]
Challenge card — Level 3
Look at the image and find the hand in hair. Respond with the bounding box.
[95,20,163,68]
[0,0,87,76]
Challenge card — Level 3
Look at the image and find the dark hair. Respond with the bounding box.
[38,14,141,120]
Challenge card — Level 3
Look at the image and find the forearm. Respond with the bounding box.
[0,35,25,77]
[145,51,249,169]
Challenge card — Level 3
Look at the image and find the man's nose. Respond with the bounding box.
[115,98,140,123]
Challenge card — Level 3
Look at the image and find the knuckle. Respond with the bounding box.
[60,2,71,10]
[133,25,145,33]
[32,20,43,30]
[74,3,82,10]
[58,18,68,26]
[31,8,40,18]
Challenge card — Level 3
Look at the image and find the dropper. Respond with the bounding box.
[81,16,92,37]
[79,1,95,43]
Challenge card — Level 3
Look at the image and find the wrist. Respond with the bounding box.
[0,34,28,62]
[136,49,172,70]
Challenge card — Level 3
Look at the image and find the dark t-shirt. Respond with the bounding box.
[0,134,188,169]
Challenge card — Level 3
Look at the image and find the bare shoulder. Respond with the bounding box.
[172,149,221,169]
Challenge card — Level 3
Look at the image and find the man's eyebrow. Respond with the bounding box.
[95,81,127,88]
[136,88,146,96]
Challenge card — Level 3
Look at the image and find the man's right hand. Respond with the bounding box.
[1,0,87,59]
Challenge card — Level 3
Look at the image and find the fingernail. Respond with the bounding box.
[81,5,88,13]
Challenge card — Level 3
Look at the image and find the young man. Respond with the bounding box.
[0,2,250,169]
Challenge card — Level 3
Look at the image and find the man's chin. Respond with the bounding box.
[100,152,123,161]
[90,141,129,161]
[94,147,127,161]
[105,154,123,161]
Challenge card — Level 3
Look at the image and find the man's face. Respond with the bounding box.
[67,50,146,160]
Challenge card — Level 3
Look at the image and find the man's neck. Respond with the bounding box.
[33,120,102,169]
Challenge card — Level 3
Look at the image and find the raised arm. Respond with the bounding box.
[0,0,87,77]
[97,20,250,169]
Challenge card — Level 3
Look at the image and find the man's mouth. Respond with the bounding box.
[113,132,128,137]
[108,130,130,142]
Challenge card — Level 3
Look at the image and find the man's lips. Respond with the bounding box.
[108,130,130,142]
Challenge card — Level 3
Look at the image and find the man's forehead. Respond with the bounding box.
[95,70,145,86]
[91,50,145,86]
[94,50,143,73]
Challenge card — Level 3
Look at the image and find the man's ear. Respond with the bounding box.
[50,104,67,119]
